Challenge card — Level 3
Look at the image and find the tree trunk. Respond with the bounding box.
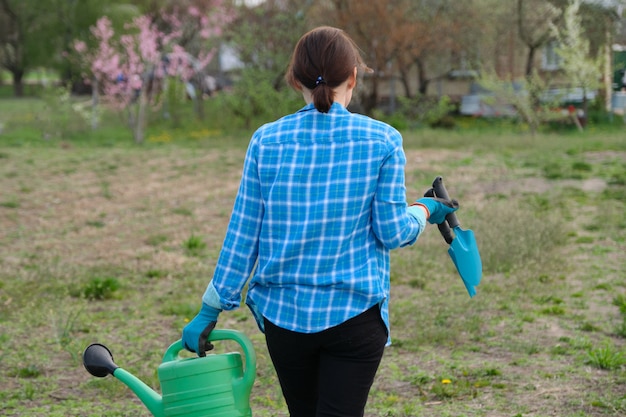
[91,78,99,130]
[398,66,412,99]
[525,46,536,78]
[195,87,205,121]
[134,88,147,143]
[416,58,428,95]
[12,69,24,97]
[395,54,412,99]
[133,68,155,143]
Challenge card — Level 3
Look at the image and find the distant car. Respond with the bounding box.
[459,94,518,117]
[612,92,626,115]
[540,87,597,106]
[459,82,597,117]
[459,82,522,117]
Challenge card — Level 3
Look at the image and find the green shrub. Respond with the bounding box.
[395,94,456,129]
[585,341,625,370]
[14,365,42,378]
[613,295,626,337]
[221,69,301,129]
[183,234,207,256]
[0,198,19,208]
[82,277,120,300]
[608,165,626,186]
[430,377,476,400]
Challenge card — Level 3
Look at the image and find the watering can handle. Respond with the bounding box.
[162,329,257,387]
[432,176,460,229]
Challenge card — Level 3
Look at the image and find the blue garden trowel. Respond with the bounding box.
[429,176,482,297]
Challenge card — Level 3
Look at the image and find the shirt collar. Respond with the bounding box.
[297,102,349,115]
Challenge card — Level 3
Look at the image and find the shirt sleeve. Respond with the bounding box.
[205,135,264,310]
[371,138,424,249]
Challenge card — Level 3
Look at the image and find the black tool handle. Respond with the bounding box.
[424,187,454,245]
[432,176,460,229]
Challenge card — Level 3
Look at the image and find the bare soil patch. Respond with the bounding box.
[1,143,624,417]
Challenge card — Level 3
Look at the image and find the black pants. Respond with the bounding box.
[264,306,388,417]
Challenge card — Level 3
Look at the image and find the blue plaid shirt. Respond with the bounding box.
[203,102,425,343]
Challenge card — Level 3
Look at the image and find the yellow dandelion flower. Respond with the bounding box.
[441,379,451,384]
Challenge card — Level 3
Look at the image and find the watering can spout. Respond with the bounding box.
[83,343,165,417]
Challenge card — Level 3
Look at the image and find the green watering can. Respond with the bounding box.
[83,329,256,417]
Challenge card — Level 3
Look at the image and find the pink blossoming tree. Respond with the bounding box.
[73,1,231,143]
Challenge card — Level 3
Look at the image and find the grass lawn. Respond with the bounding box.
[1,98,625,416]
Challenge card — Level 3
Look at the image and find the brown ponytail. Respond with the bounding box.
[286,27,369,113]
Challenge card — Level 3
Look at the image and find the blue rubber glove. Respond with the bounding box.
[414,197,459,225]
[182,303,221,357]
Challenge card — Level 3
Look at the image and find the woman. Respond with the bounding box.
[183,26,458,417]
